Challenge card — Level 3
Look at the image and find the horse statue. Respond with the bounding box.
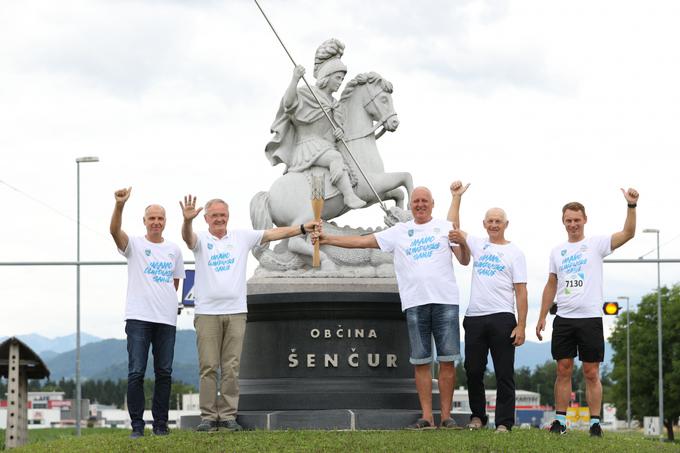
[251,72,412,271]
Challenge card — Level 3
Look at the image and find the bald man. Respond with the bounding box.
[447,181,528,433]
[314,186,470,430]
[110,187,185,438]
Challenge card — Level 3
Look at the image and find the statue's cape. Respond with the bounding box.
[265,85,343,171]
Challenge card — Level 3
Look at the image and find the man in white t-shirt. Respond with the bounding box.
[536,188,639,437]
[446,181,528,433]
[313,186,471,430]
[180,195,318,432]
[109,187,185,439]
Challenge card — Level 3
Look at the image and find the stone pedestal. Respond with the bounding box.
[180,410,470,431]
[230,277,462,429]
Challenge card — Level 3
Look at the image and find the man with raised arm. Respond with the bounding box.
[447,181,528,433]
[536,188,639,437]
[180,195,318,432]
[109,187,185,439]
[313,186,470,430]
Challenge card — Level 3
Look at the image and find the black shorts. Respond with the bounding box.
[551,316,604,363]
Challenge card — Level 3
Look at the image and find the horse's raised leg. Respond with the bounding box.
[399,172,414,204]
[364,171,414,206]
[383,188,405,209]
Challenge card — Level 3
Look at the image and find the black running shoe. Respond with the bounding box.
[218,419,243,432]
[549,420,566,435]
[195,419,218,432]
[589,423,603,437]
[153,425,170,436]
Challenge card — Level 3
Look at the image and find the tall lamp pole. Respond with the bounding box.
[617,296,630,430]
[75,156,99,436]
[643,228,662,439]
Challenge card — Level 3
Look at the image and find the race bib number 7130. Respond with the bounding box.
[563,273,585,295]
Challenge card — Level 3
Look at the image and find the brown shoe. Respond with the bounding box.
[440,418,462,430]
[406,418,436,430]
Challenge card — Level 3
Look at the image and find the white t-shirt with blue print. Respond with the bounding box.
[120,236,185,326]
[549,235,612,318]
[466,235,527,317]
[192,229,263,315]
[375,218,460,311]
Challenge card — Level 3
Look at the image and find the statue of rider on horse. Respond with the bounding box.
[266,39,366,210]
[251,38,412,274]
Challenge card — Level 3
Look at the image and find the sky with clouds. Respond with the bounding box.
[1,0,679,341]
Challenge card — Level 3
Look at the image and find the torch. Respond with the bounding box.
[311,174,324,267]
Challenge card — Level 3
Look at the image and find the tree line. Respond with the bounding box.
[609,284,679,441]
[2,365,608,412]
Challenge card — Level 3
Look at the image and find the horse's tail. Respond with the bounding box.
[249,190,305,271]
[250,191,273,231]
[250,191,272,261]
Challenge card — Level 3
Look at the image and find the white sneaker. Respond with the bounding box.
[466,417,483,430]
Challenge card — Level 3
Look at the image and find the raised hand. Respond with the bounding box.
[293,65,306,81]
[621,187,639,205]
[450,180,470,197]
[114,187,132,204]
[180,194,203,221]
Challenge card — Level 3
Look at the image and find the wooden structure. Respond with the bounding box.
[0,337,50,449]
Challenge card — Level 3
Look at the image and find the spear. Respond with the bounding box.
[253,0,388,215]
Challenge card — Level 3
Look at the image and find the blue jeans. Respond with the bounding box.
[125,319,176,431]
[405,304,461,365]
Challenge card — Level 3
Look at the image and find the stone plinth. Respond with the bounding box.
[233,277,461,428]
[180,411,470,431]
[247,277,399,295]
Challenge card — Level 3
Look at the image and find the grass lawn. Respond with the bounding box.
[1,427,678,452]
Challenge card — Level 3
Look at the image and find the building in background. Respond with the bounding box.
[451,388,545,427]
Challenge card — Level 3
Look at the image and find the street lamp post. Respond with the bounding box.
[618,296,630,430]
[643,228,662,440]
[75,156,99,436]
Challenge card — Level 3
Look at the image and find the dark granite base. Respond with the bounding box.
[239,378,428,411]
[221,285,464,430]
[179,410,471,430]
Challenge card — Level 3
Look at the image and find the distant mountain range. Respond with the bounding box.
[5,331,613,389]
[41,331,199,386]
[0,333,103,361]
